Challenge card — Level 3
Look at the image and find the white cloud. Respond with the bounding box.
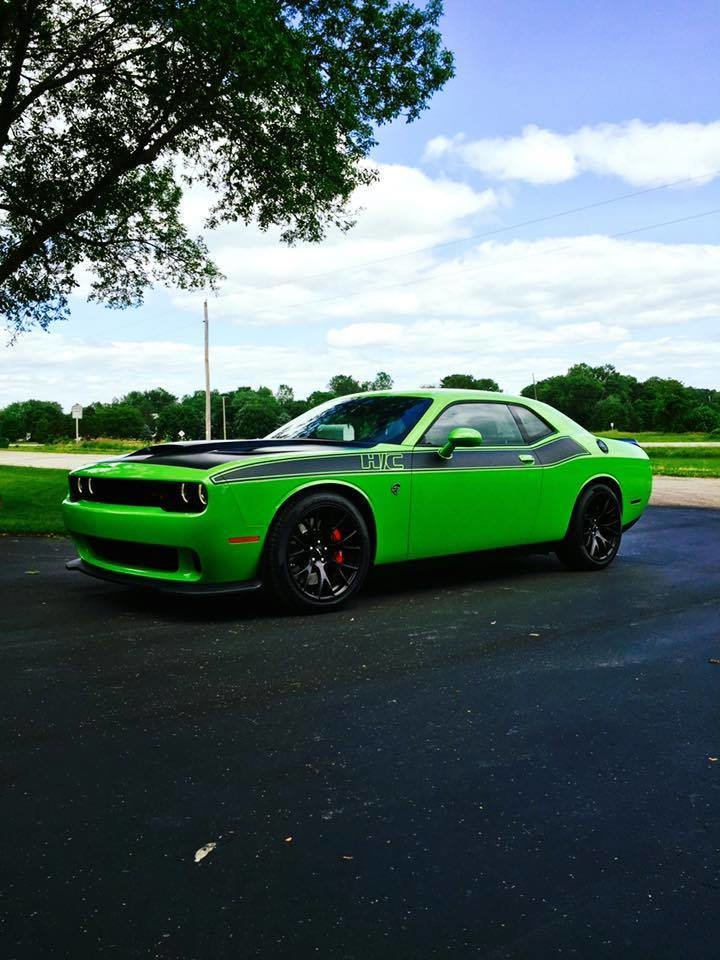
[211,233,720,330]
[3,161,719,410]
[170,161,503,322]
[0,332,334,408]
[327,319,629,351]
[426,121,720,187]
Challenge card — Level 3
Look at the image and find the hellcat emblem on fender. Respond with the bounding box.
[360,453,406,471]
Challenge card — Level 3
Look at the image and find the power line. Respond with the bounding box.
[246,206,720,318]
[245,168,720,289]
[101,173,720,339]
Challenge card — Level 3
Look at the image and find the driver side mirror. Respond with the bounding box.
[438,427,483,461]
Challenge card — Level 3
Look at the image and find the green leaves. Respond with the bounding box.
[0,1,453,333]
[521,363,720,433]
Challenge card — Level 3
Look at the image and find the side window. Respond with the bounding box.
[421,403,524,447]
[508,405,555,443]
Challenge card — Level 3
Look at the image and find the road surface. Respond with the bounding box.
[1,507,719,958]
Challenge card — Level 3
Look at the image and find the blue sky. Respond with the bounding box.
[2,0,720,408]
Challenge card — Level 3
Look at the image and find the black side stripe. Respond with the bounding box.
[211,437,590,484]
[411,436,589,471]
[531,436,590,465]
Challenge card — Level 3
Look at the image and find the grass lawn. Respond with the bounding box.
[604,430,718,443]
[9,439,140,455]
[647,446,720,478]
[0,466,68,534]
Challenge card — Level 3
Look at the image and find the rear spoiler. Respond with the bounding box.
[616,437,639,446]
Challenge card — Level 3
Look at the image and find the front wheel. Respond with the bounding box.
[264,492,371,612]
[556,483,622,571]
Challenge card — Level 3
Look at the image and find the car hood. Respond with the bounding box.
[75,439,381,478]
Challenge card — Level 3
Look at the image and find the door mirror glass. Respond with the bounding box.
[438,427,483,460]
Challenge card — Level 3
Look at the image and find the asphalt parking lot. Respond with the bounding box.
[1,506,719,959]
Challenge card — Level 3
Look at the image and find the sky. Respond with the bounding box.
[2,0,720,409]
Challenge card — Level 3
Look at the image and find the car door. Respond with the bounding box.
[408,401,543,559]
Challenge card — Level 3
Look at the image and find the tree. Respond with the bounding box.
[91,403,146,439]
[121,388,178,421]
[275,384,295,407]
[474,378,501,392]
[0,1,453,334]
[440,374,500,391]
[306,390,335,408]
[0,399,69,441]
[634,377,693,432]
[328,374,362,396]
[231,393,284,438]
[155,390,225,440]
[685,403,720,433]
[522,364,604,426]
[361,371,394,391]
[591,395,627,432]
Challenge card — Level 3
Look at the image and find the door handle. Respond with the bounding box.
[518,454,535,464]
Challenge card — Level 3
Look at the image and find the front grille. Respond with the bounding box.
[87,536,179,572]
[68,476,207,513]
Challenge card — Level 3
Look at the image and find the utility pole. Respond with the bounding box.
[222,395,227,440]
[532,372,538,401]
[203,299,211,440]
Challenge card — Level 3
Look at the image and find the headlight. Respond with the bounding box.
[168,482,207,513]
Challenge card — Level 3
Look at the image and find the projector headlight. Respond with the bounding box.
[168,482,207,513]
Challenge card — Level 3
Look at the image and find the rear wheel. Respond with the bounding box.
[265,492,371,611]
[556,483,622,571]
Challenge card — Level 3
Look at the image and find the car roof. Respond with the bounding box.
[342,388,538,405]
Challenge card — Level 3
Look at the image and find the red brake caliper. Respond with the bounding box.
[330,528,343,564]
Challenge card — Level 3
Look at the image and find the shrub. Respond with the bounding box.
[0,436,9,448]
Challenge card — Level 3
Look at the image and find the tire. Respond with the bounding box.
[556,482,623,571]
[264,492,371,612]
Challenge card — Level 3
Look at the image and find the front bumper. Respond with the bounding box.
[66,557,262,595]
[62,484,265,588]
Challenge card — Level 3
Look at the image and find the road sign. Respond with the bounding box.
[71,403,83,442]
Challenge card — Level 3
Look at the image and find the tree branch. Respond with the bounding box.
[10,28,167,128]
[0,111,197,284]
[0,1,38,146]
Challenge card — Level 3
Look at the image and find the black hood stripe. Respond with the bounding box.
[118,439,373,471]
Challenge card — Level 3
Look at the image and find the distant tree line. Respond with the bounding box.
[0,372,395,443]
[520,363,720,433]
[0,365,718,444]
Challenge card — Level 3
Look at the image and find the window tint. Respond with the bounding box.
[509,405,555,443]
[421,403,524,447]
[268,395,432,444]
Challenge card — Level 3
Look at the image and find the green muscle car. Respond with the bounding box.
[63,389,652,611]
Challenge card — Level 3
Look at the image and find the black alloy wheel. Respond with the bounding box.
[556,482,623,571]
[265,493,371,611]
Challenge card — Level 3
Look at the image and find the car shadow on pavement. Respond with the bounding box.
[366,548,563,598]
[96,547,564,624]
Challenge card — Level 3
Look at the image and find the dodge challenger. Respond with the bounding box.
[63,390,652,611]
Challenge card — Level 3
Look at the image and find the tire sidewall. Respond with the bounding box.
[563,483,622,570]
[265,492,371,611]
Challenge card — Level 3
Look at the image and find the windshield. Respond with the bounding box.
[267,395,432,445]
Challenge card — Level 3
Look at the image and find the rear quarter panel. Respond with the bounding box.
[535,435,652,541]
